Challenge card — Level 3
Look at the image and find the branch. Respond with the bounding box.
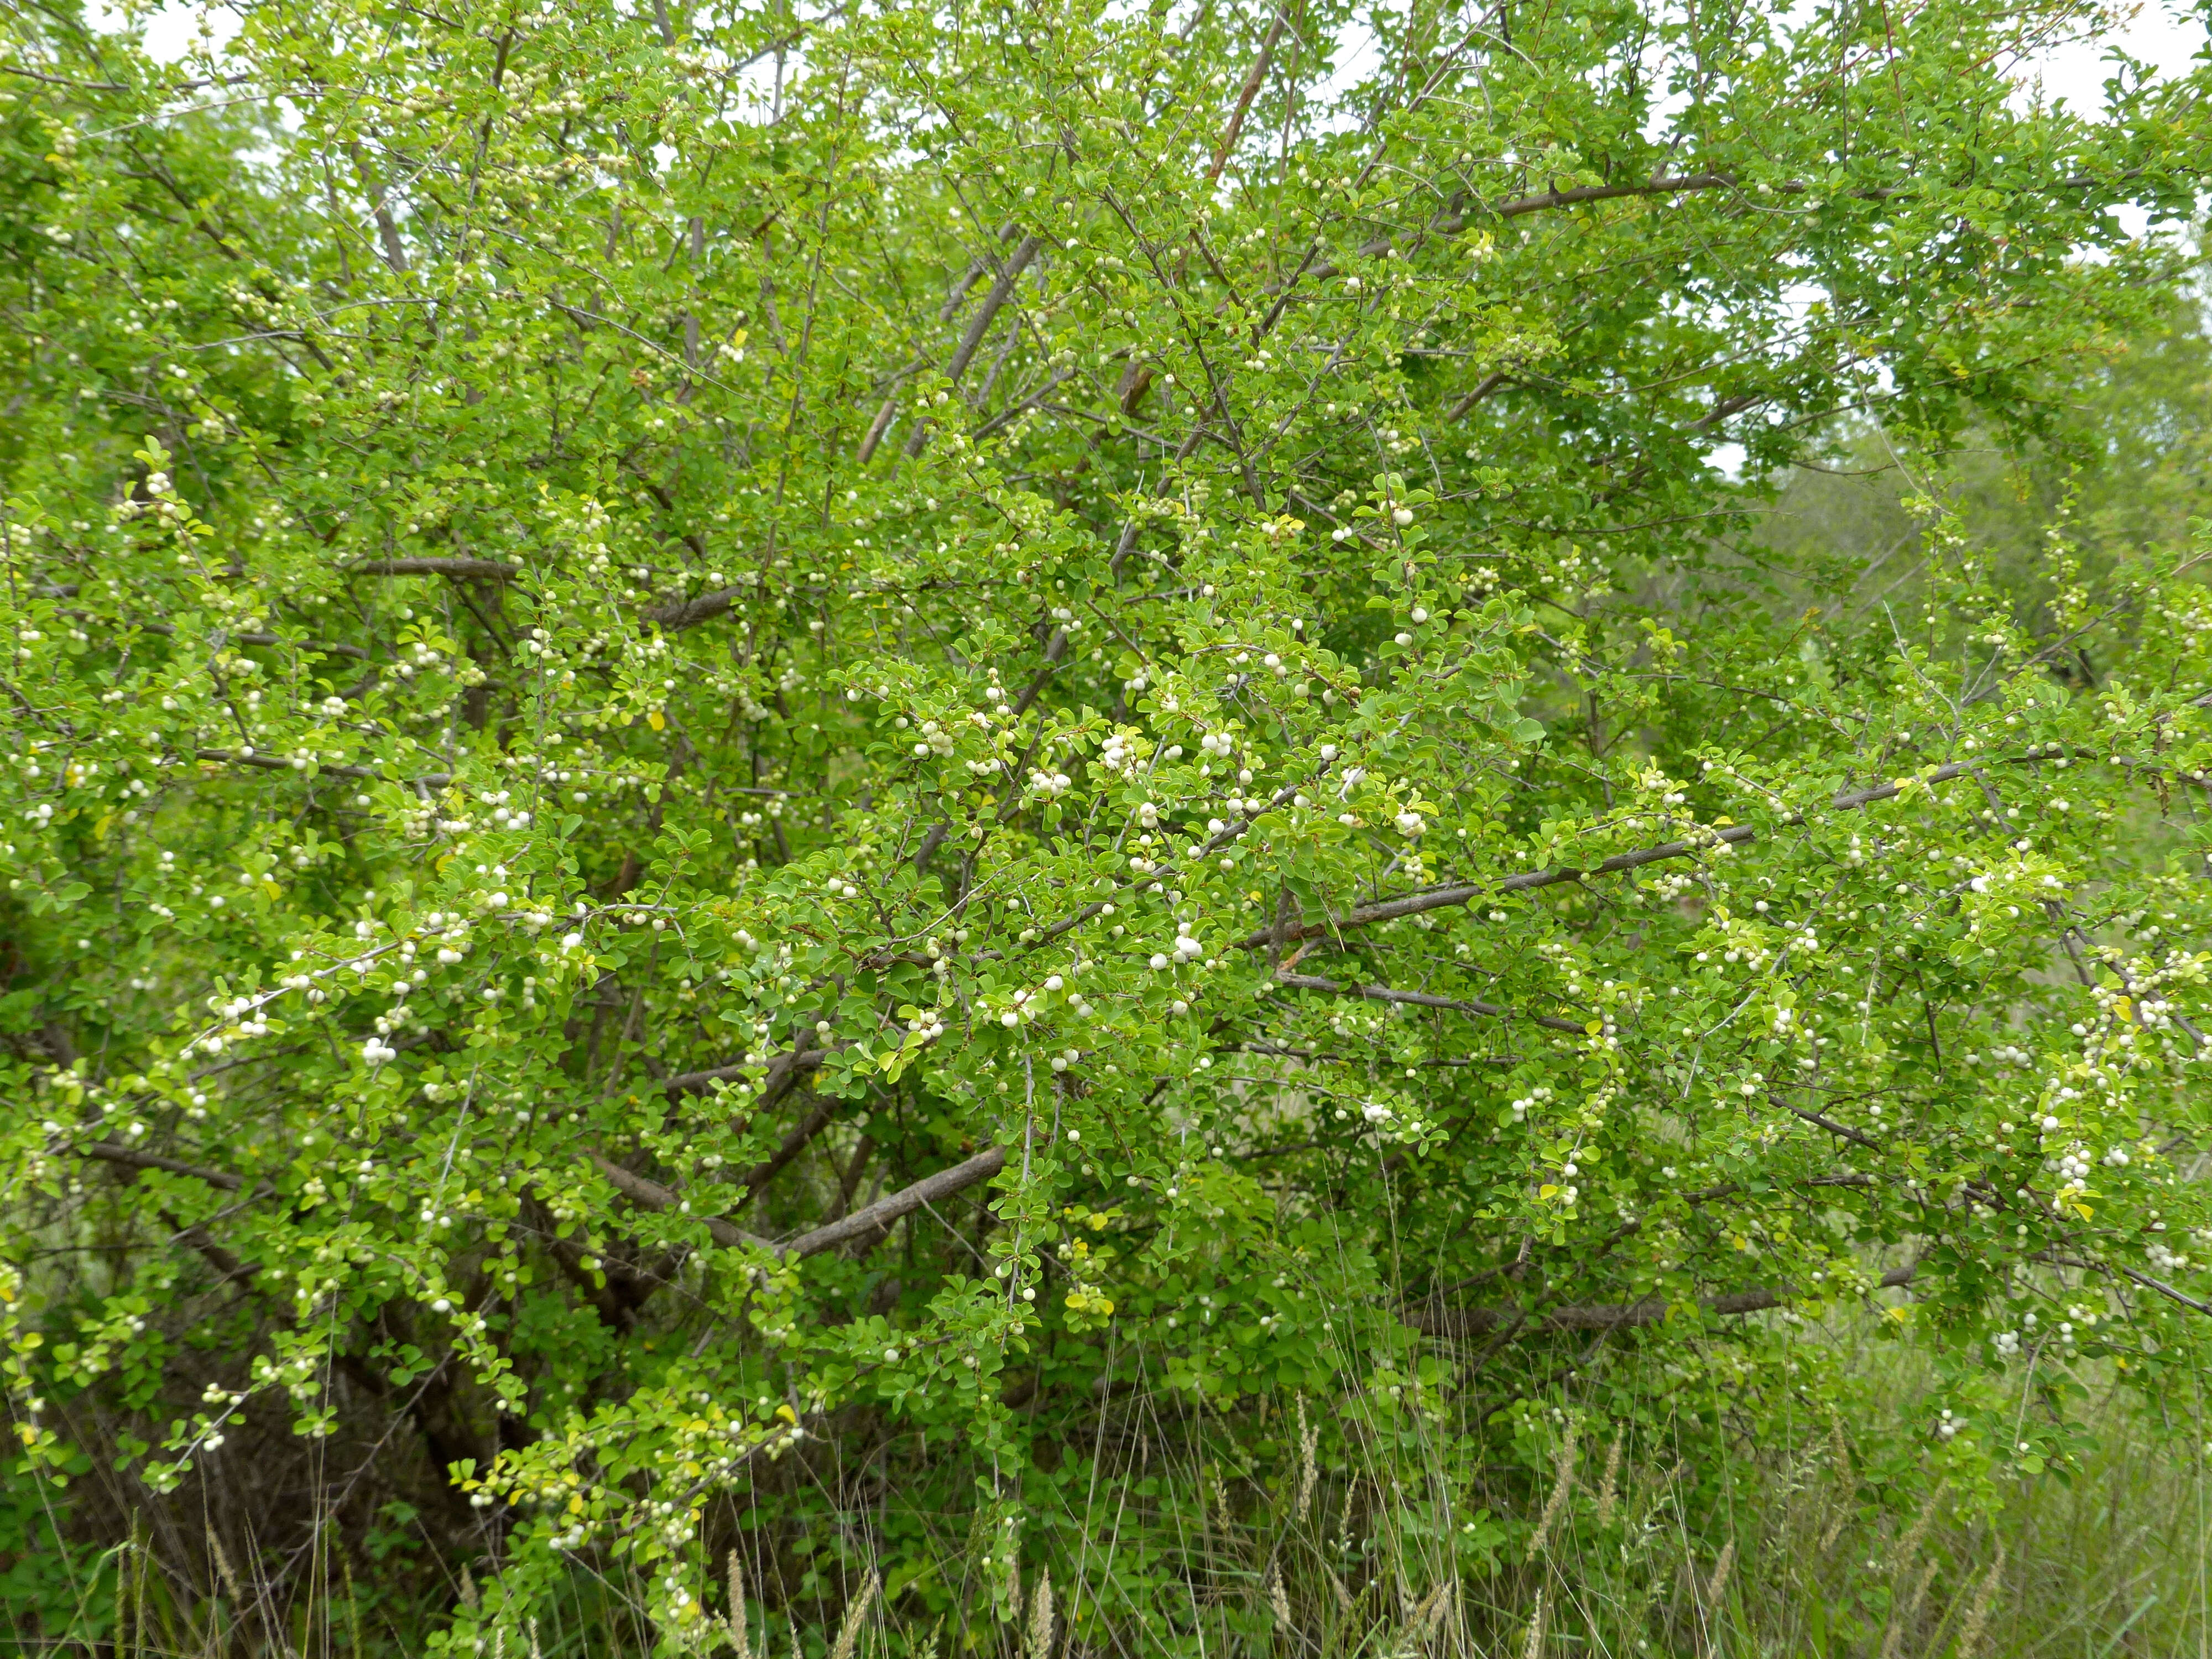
[1444,367,1512,421]
[1406,1262,1917,1338]
[347,557,517,580]
[61,609,370,660]
[2112,1262,2212,1318]
[1206,11,1289,183]
[733,1093,838,1207]
[660,1041,829,1109]
[1769,1093,1882,1151]
[647,586,746,631]
[589,1152,774,1251]
[234,630,369,660]
[81,1139,245,1191]
[0,65,132,91]
[1008,626,1070,719]
[1250,160,2126,348]
[1303,165,2116,290]
[79,1142,269,1292]
[195,747,374,780]
[969,367,1073,442]
[903,234,1044,457]
[347,140,411,276]
[593,1145,1007,1261]
[944,235,1042,386]
[160,1211,260,1288]
[778,1145,1006,1259]
[1273,972,1588,1034]
[1236,761,1981,950]
[1027,764,1341,953]
[855,394,903,464]
[1299,175,1741,288]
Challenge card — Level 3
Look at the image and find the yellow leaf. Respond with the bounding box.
[2113,997,2133,1023]
[2069,1200,2095,1222]
[567,1494,583,1514]
[648,709,666,731]
[1538,1183,1561,1200]
[1585,1020,1603,1036]
[774,1404,797,1425]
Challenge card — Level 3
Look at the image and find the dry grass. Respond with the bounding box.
[11,1326,2204,1659]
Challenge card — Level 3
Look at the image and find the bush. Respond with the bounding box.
[3,0,2210,1650]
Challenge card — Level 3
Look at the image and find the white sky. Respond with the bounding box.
[92,0,232,61]
[2021,0,2204,108]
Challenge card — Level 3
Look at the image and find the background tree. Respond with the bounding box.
[4,0,2212,1650]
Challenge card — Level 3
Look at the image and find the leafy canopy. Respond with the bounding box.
[4,0,2212,1646]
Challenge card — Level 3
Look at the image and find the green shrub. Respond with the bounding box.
[3,0,2209,1649]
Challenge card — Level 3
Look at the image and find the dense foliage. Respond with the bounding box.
[4,0,2212,1648]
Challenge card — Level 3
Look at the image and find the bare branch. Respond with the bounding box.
[1273,972,1588,1034]
[1407,1262,1917,1337]
[1769,1093,1881,1150]
[195,747,375,780]
[1206,11,1289,184]
[733,1093,838,1207]
[590,1152,774,1251]
[1237,761,1983,950]
[593,1145,1007,1262]
[348,557,517,580]
[902,234,1044,457]
[661,1041,829,1110]
[82,1139,245,1191]
[2114,1262,2212,1317]
[778,1145,1006,1259]
[647,586,745,630]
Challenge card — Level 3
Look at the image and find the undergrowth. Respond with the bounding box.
[9,1318,2202,1659]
